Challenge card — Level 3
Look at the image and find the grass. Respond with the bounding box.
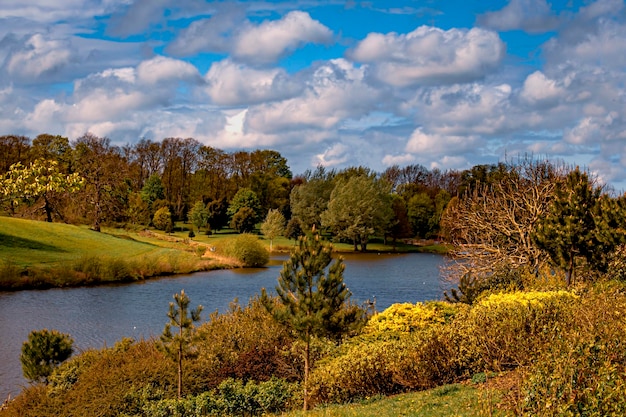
[0,217,175,268]
[0,217,225,290]
[283,383,510,417]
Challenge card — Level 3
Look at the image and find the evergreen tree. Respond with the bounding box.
[533,168,601,285]
[159,290,203,399]
[261,228,363,410]
[21,329,74,383]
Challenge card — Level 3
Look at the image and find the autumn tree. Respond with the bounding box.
[1,159,84,222]
[72,134,128,231]
[321,174,393,251]
[21,329,74,384]
[160,290,203,399]
[261,228,362,410]
[261,208,286,251]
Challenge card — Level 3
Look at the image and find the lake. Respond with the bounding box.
[0,252,445,400]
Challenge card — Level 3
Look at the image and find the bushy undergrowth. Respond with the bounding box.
[7,284,626,416]
[518,284,626,416]
[217,234,269,267]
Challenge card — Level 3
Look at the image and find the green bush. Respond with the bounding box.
[220,234,269,267]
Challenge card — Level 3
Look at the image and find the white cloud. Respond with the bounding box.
[313,143,350,167]
[520,71,566,105]
[405,128,483,155]
[245,59,381,133]
[137,56,202,85]
[233,11,333,65]
[382,153,415,166]
[5,34,73,80]
[478,0,559,33]
[204,60,301,105]
[350,26,504,86]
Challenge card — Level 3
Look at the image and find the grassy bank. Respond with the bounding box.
[0,217,226,290]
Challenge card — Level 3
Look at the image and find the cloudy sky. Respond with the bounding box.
[1,1,626,188]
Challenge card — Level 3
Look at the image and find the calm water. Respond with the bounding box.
[0,252,444,400]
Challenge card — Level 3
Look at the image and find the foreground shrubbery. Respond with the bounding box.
[5,284,626,416]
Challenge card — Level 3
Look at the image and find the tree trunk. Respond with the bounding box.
[304,334,310,411]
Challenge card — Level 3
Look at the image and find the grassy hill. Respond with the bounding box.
[0,217,170,268]
[0,217,215,289]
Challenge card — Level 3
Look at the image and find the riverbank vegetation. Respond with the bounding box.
[4,135,626,414]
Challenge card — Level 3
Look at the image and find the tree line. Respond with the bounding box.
[0,133,468,246]
[3,133,626,287]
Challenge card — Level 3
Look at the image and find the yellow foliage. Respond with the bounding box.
[364,301,462,334]
[477,290,578,310]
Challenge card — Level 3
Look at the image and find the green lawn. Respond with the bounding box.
[0,217,177,268]
[283,384,510,417]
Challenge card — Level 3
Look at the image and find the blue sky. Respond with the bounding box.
[1,0,626,188]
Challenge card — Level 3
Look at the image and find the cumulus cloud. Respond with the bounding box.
[349,26,505,86]
[5,34,74,80]
[137,56,202,85]
[313,143,350,167]
[520,71,566,105]
[166,4,245,57]
[405,128,483,155]
[245,59,381,133]
[233,11,333,65]
[477,0,559,33]
[204,60,301,105]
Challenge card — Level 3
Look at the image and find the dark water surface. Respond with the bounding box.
[0,252,444,400]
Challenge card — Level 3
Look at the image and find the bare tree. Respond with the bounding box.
[441,158,567,283]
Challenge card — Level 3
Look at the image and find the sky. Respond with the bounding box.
[1,1,626,189]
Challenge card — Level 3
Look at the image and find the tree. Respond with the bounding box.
[285,217,304,240]
[261,228,362,410]
[188,200,209,233]
[407,193,435,238]
[20,329,74,384]
[1,159,84,222]
[387,194,412,245]
[160,290,203,399]
[207,198,229,231]
[227,188,262,222]
[230,206,258,233]
[321,175,393,251]
[290,166,336,230]
[533,168,602,285]
[261,209,286,251]
[153,206,173,232]
[441,158,564,284]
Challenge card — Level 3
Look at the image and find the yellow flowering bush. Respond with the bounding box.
[477,290,578,309]
[451,290,579,373]
[364,301,462,334]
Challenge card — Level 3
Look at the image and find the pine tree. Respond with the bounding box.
[533,168,600,285]
[261,227,363,410]
[20,329,74,383]
[159,290,203,399]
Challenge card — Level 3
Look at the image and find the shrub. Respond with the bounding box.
[450,290,578,374]
[518,288,626,416]
[364,301,461,334]
[220,234,269,267]
[308,328,457,405]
